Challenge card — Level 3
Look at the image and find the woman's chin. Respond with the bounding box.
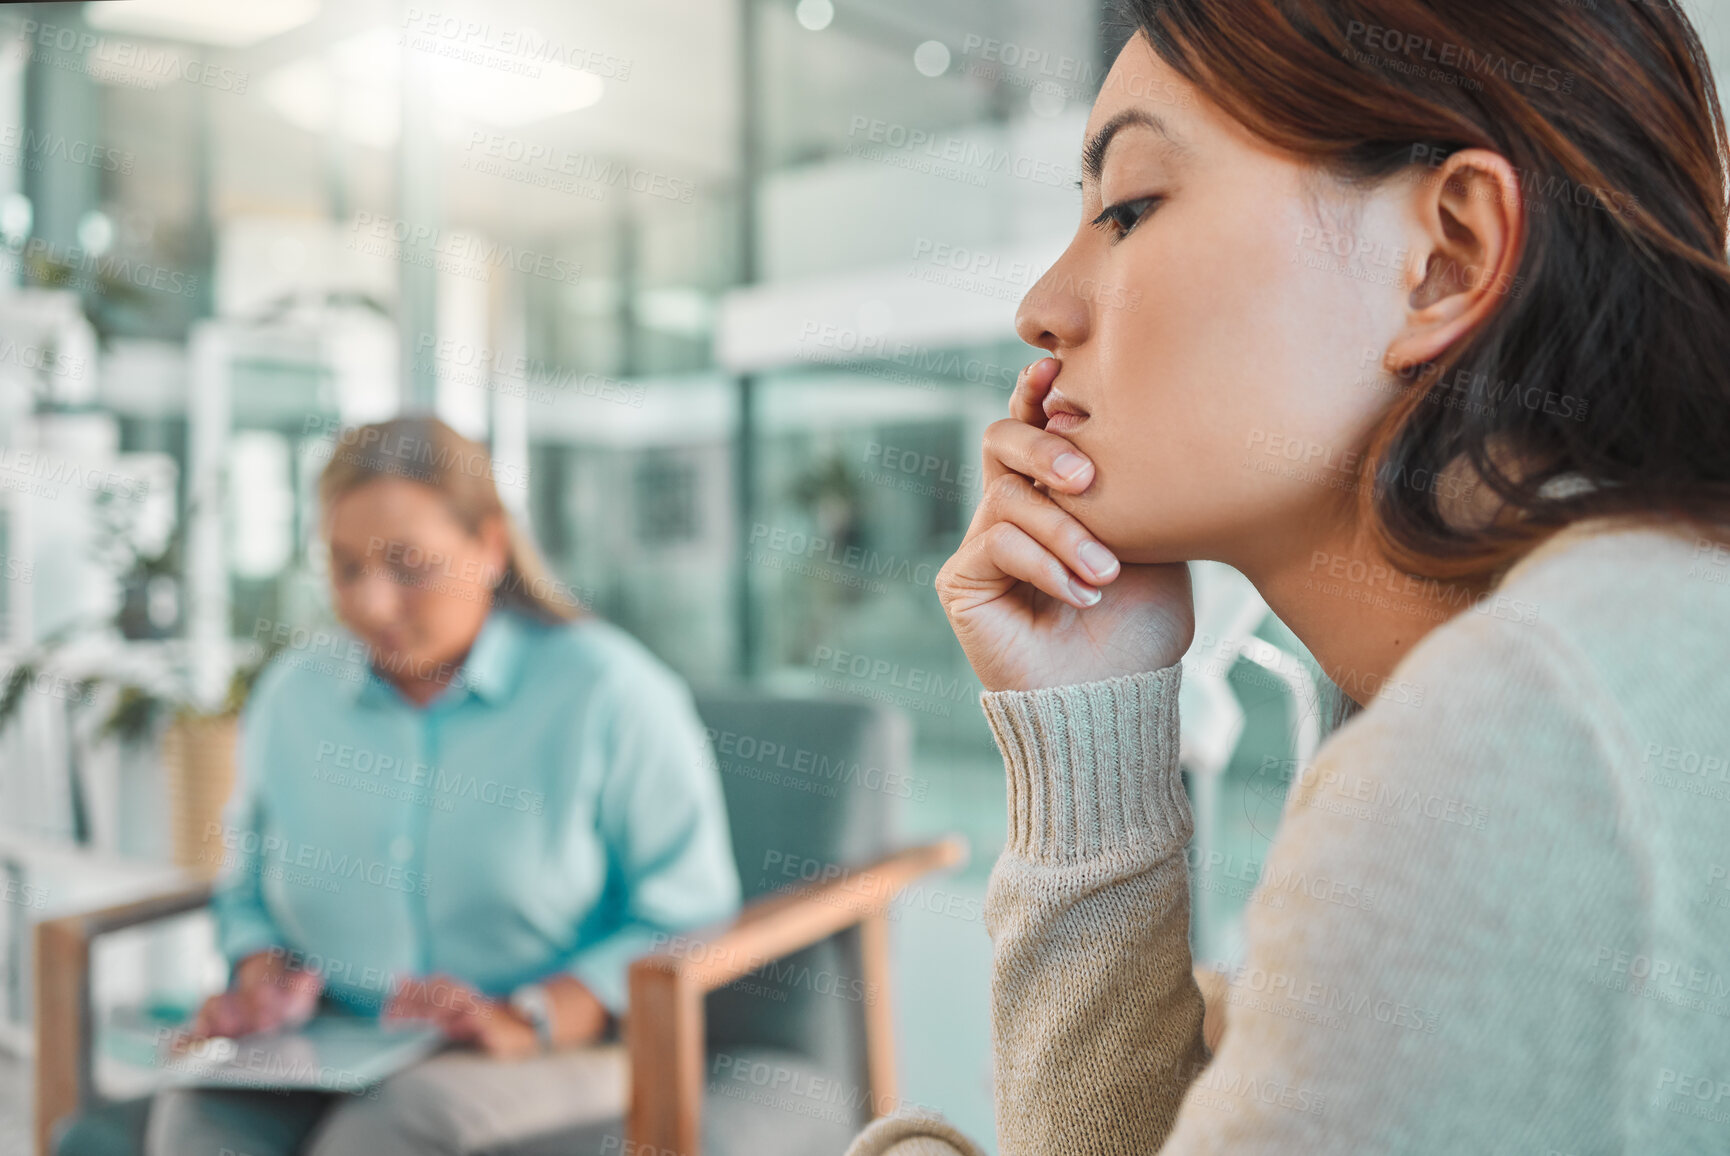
[1046,490,1204,566]
[1114,545,1194,568]
[1094,525,1209,568]
[360,637,415,666]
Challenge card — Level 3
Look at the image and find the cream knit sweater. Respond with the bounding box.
[846,518,1730,1155]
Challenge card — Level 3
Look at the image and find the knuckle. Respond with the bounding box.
[985,472,1027,505]
[979,521,1019,552]
[1037,431,1079,464]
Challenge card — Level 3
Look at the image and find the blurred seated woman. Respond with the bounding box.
[147,415,741,1156]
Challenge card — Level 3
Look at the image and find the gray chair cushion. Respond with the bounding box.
[504,1048,862,1156]
[689,688,911,1091]
[54,1098,153,1156]
[59,1051,866,1156]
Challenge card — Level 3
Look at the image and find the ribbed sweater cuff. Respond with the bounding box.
[979,664,1189,864]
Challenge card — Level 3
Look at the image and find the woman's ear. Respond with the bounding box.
[1383,149,1525,371]
[479,513,512,584]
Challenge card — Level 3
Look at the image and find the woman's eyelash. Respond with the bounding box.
[1090,196,1163,240]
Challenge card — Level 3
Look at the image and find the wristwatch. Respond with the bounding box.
[508,982,556,1052]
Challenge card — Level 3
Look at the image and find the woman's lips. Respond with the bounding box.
[367,631,407,653]
[1043,388,1090,434]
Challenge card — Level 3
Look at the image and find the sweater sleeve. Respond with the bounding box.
[847,664,1203,1156]
[979,663,1210,1155]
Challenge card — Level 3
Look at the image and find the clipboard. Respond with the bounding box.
[156,1015,447,1093]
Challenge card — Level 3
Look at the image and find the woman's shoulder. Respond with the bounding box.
[1381,515,1729,743]
[513,611,689,697]
[511,615,706,759]
[1498,514,1728,599]
[244,628,370,716]
[1483,515,1729,666]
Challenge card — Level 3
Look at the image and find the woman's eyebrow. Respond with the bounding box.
[1081,107,1188,186]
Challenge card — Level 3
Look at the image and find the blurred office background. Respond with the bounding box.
[6,0,1728,1151]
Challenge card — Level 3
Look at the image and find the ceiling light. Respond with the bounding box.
[261,26,605,147]
[914,41,951,78]
[85,0,321,48]
[260,55,397,149]
[77,211,115,256]
[795,0,835,32]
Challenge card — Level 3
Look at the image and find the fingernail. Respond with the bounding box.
[1077,540,1119,581]
[1069,577,1102,606]
[1053,453,1092,482]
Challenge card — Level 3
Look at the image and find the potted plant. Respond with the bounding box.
[1,625,278,879]
[0,499,277,878]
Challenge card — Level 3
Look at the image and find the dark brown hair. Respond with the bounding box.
[317,415,584,624]
[1120,0,1730,583]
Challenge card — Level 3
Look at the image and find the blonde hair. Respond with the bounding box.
[316,414,584,624]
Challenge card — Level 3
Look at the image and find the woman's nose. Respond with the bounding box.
[344,568,403,626]
[1014,247,1093,353]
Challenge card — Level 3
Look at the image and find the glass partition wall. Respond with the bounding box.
[510,4,1119,1130]
[0,1,1335,1149]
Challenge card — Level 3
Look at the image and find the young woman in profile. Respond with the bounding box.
[849,2,1730,1154]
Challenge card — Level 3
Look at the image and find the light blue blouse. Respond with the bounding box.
[210,605,741,1015]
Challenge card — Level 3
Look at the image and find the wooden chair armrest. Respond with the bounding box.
[34,881,213,1156]
[625,835,968,1156]
[631,835,967,993]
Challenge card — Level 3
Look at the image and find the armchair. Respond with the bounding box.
[35,687,968,1156]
